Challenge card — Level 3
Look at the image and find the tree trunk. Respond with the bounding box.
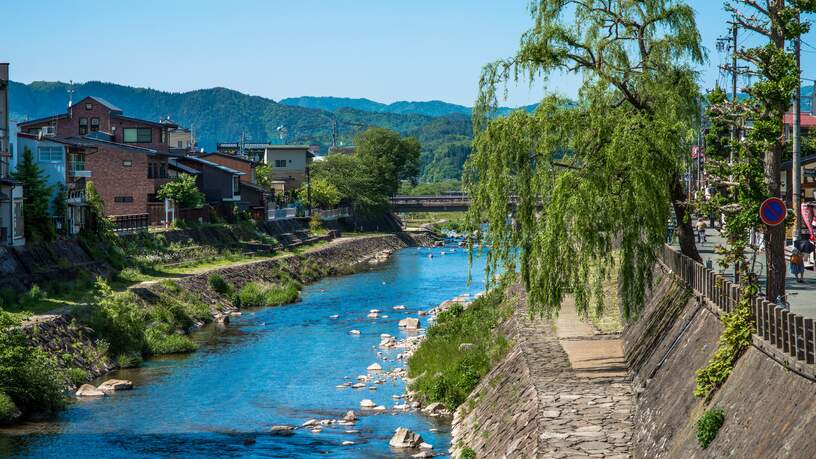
[765,142,786,299]
[671,177,701,262]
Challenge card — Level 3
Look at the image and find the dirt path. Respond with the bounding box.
[555,297,628,379]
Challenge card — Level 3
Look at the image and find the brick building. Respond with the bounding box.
[18,97,176,218]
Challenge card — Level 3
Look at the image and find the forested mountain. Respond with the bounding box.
[280,95,537,117]
[8,81,474,181]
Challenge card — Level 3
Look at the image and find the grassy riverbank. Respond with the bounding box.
[407,275,516,409]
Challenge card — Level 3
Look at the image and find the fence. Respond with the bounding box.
[316,207,350,220]
[659,245,816,366]
[111,214,149,234]
[267,207,297,221]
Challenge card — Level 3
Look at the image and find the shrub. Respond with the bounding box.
[408,283,513,410]
[0,392,19,424]
[74,278,146,356]
[0,312,66,415]
[235,282,267,308]
[696,408,725,449]
[208,274,233,295]
[144,327,197,355]
[461,447,476,459]
[0,287,19,308]
[115,353,143,369]
[66,367,89,387]
[265,281,301,306]
[17,284,46,310]
[235,281,301,308]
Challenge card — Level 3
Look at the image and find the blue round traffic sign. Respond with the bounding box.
[759,197,787,226]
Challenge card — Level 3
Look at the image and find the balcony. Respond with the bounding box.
[66,190,85,205]
[69,162,92,178]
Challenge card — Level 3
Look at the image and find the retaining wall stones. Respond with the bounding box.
[625,264,816,458]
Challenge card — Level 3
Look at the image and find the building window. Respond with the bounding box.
[79,117,88,135]
[123,160,132,167]
[114,196,134,203]
[123,128,152,143]
[85,103,93,110]
[177,140,183,148]
[37,146,62,162]
[70,153,86,172]
[90,117,100,132]
[233,175,240,197]
[274,159,287,168]
[148,161,168,179]
[13,201,24,238]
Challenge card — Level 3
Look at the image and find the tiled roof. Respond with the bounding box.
[74,96,123,113]
[168,158,201,175]
[180,156,245,175]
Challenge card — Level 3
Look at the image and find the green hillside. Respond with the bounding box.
[8,80,473,181]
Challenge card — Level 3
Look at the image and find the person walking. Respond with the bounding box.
[695,218,707,243]
[666,216,675,244]
[790,248,806,283]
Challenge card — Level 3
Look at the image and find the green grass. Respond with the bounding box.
[407,281,514,409]
[144,328,197,355]
[234,281,301,308]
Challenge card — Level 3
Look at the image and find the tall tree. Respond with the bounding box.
[467,0,705,318]
[11,147,55,243]
[716,0,816,299]
[354,127,421,195]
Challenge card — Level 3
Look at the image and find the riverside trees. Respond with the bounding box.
[466,0,705,318]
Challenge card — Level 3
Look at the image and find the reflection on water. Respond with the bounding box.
[0,246,486,458]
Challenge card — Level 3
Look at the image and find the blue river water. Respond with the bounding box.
[0,245,487,458]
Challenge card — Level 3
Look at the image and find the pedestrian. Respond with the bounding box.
[695,218,707,243]
[790,248,806,283]
[666,216,675,244]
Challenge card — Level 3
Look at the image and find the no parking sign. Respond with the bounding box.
[759,198,787,227]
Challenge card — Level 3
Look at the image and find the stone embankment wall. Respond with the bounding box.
[450,286,633,458]
[625,265,816,458]
[0,241,110,293]
[25,232,431,384]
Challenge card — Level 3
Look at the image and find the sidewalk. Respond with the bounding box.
[673,228,816,319]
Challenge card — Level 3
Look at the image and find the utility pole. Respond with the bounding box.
[793,29,802,242]
[729,18,738,165]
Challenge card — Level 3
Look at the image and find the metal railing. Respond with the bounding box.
[659,245,816,365]
[267,207,297,221]
[111,214,149,234]
[316,207,350,220]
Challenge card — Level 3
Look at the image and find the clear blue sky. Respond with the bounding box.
[1,0,815,106]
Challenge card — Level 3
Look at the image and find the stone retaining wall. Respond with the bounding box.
[625,264,816,458]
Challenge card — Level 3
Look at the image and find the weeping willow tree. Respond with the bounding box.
[465,0,705,319]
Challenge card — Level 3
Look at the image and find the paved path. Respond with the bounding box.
[679,227,816,319]
[525,297,633,457]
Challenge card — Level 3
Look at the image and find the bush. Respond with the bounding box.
[74,278,146,356]
[144,327,197,355]
[0,392,19,424]
[17,284,46,310]
[235,282,267,308]
[0,312,66,415]
[408,283,513,410]
[115,353,143,369]
[0,287,19,308]
[208,274,233,295]
[696,408,725,449]
[461,447,476,459]
[234,281,301,308]
[66,367,89,387]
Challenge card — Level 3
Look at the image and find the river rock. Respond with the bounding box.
[270,425,295,436]
[389,427,423,449]
[367,312,379,319]
[301,419,318,427]
[412,451,434,458]
[360,399,376,408]
[373,405,387,411]
[369,309,381,314]
[343,410,357,422]
[342,441,355,446]
[352,383,366,389]
[76,384,105,397]
[97,379,133,393]
[422,402,449,417]
[398,318,420,329]
[393,305,406,310]
[330,314,339,319]
[349,329,361,335]
[367,363,382,371]
[337,382,352,388]
[420,442,433,449]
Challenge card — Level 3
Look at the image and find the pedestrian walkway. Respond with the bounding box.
[555,298,627,379]
[681,227,816,319]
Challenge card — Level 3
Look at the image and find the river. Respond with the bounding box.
[0,244,487,458]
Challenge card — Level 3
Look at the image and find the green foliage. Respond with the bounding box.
[81,181,117,244]
[309,214,325,235]
[65,367,89,387]
[0,391,19,424]
[208,274,233,295]
[11,146,56,242]
[695,289,755,399]
[355,127,421,193]
[144,327,197,355]
[234,281,300,308]
[254,163,273,189]
[310,154,389,214]
[696,408,725,449]
[157,173,205,209]
[460,447,476,459]
[74,279,146,357]
[0,311,66,416]
[298,177,342,209]
[399,179,461,196]
[467,0,704,319]
[420,141,472,182]
[408,284,513,409]
[17,285,46,311]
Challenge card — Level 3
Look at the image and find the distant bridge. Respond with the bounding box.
[390,195,471,212]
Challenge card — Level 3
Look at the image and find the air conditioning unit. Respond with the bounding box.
[42,126,56,137]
